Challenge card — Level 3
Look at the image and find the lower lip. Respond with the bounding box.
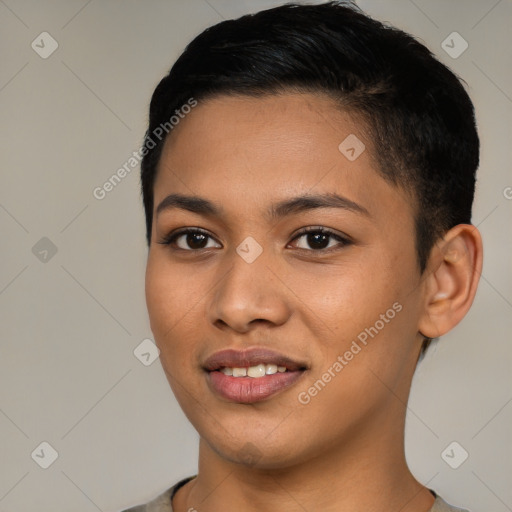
[207,370,305,403]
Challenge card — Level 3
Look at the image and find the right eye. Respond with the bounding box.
[157,228,222,251]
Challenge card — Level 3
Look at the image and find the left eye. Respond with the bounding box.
[289,228,350,251]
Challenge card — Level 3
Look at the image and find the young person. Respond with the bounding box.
[123,2,483,511]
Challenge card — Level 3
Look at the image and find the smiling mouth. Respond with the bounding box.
[207,368,306,403]
[203,348,308,403]
[218,363,288,377]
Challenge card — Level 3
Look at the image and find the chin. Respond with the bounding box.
[200,426,307,470]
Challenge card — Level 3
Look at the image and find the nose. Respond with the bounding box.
[207,248,292,334]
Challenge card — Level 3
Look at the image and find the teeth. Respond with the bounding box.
[232,367,247,377]
[265,364,278,375]
[220,364,287,378]
[247,364,266,378]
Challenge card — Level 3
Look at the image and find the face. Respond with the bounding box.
[145,92,427,469]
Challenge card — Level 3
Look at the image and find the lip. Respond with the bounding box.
[203,347,308,404]
[203,348,307,372]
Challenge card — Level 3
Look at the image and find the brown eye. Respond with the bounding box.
[290,227,350,252]
[158,228,221,250]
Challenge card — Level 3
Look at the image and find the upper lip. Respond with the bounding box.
[203,347,308,372]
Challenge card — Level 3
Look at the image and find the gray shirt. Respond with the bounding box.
[121,476,471,512]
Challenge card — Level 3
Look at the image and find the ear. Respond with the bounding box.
[418,224,483,339]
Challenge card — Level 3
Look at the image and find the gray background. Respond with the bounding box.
[0,1,511,511]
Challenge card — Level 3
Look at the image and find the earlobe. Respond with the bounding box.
[418,224,483,339]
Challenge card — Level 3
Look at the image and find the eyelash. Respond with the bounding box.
[157,226,351,254]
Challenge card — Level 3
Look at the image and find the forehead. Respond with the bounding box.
[161,92,367,167]
[154,92,413,225]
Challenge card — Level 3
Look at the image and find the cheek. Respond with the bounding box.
[290,250,417,373]
[289,258,397,332]
[145,255,203,361]
[146,255,194,326]
[145,262,171,335]
[145,259,204,399]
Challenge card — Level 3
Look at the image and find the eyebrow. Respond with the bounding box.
[155,192,370,220]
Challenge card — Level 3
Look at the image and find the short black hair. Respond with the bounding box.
[140,1,480,355]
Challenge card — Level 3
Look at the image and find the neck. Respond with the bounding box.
[175,401,435,512]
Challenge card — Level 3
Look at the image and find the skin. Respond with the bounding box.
[144,92,483,512]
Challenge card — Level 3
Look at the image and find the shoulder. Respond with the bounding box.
[429,490,471,512]
[120,476,196,512]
